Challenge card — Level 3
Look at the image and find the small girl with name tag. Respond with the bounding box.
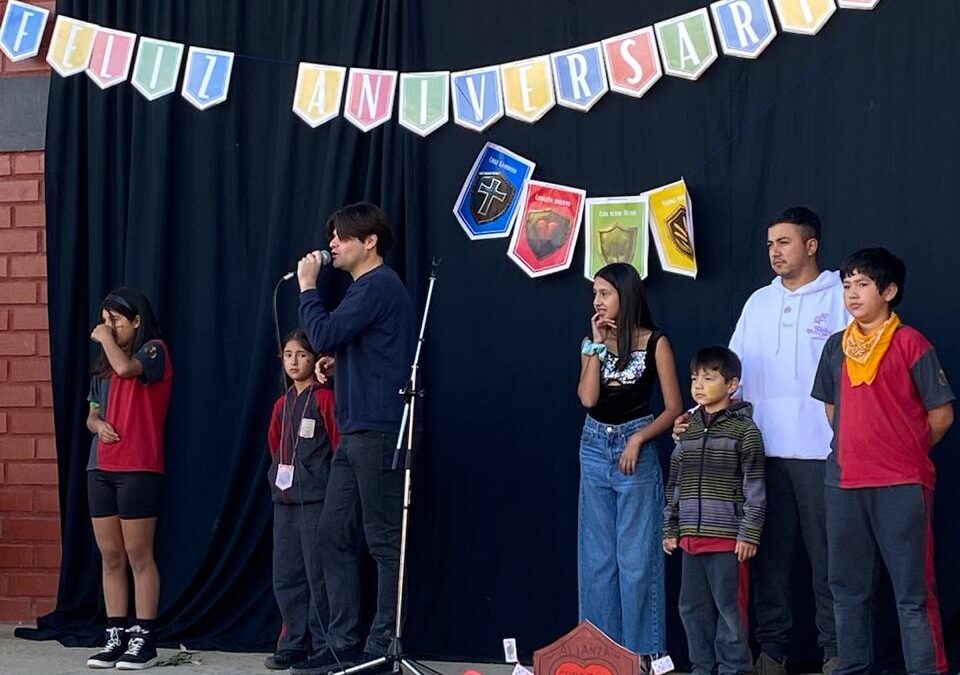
[264,329,339,671]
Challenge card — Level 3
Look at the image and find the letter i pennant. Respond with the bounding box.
[132,38,184,100]
[399,71,450,137]
[771,0,836,35]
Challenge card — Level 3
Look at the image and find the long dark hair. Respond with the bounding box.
[282,328,317,356]
[279,328,319,391]
[91,288,162,378]
[594,263,657,370]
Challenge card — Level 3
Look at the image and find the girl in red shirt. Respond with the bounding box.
[85,288,172,670]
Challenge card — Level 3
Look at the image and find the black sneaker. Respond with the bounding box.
[115,625,159,670]
[289,649,357,675]
[86,626,127,668]
[265,649,309,670]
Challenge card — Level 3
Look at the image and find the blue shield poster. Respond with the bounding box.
[454,142,535,240]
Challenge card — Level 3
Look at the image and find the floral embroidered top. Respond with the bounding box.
[589,332,663,425]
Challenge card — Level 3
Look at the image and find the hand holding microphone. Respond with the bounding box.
[290,250,332,290]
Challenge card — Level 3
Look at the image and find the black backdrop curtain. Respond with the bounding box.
[23,0,960,669]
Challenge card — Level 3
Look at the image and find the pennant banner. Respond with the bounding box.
[292,63,346,128]
[584,196,650,281]
[454,142,535,240]
[181,46,234,110]
[647,179,697,278]
[132,38,184,100]
[46,16,98,77]
[601,28,662,99]
[711,0,778,59]
[501,56,555,123]
[344,68,398,132]
[86,28,137,89]
[0,0,49,62]
[771,0,837,35]
[551,43,608,112]
[508,180,586,278]
[450,65,504,132]
[3,0,882,134]
[655,8,718,80]
[399,71,450,137]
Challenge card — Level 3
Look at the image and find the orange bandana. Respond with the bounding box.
[842,312,900,387]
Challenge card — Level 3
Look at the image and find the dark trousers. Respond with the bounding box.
[825,485,947,675]
[318,431,403,656]
[679,551,753,675]
[754,458,836,659]
[273,501,328,655]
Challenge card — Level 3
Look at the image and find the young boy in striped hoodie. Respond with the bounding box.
[664,346,766,675]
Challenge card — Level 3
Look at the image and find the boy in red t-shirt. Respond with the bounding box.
[812,248,954,675]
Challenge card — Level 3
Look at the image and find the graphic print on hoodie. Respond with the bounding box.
[729,270,849,460]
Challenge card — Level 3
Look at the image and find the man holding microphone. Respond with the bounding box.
[293,202,415,675]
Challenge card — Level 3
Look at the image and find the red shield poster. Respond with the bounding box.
[533,620,642,675]
[507,180,586,278]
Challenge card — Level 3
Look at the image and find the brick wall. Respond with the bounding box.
[0,153,58,623]
[0,0,59,623]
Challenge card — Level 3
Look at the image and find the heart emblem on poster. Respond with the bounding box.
[554,662,615,675]
[534,216,560,240]
[525,209,572,260]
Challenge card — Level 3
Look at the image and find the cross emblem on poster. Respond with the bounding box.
[477,175,508,218]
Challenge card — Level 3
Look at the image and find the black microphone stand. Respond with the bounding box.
[343,258,442,675]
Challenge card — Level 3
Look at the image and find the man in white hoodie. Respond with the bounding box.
[729,207,848,675]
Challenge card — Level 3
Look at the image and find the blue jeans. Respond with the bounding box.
[578,414,666,655]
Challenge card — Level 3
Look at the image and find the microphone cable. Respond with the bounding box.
[272,271,348,674]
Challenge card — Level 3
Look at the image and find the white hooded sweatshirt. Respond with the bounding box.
[729,270,849,459]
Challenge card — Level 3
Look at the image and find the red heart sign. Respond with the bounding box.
[534,217,560,240]
[555,662,615,675]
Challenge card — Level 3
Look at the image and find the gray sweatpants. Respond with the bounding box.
[273,501,328,655]
[825,485,947,675]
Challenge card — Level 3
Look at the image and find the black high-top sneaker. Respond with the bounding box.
[86,625,127,668]
[115,625,159,670]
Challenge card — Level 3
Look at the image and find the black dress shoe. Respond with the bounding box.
[265,649,309,670]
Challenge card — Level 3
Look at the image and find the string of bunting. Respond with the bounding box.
[0,0,878,282]
[1,0,878,133]
[453,143,697,281]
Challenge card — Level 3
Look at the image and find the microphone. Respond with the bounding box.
[282,250,331,281]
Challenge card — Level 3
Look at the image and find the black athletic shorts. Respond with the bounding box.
[87,470,163,519]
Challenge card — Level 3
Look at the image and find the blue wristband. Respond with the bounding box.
[581,341,608,359]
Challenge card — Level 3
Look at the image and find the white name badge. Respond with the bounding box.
[651,655,675,675]
[275,464,294,490]
[299,418,316,438]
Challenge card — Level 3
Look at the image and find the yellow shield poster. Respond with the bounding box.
[647,178,696,278]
